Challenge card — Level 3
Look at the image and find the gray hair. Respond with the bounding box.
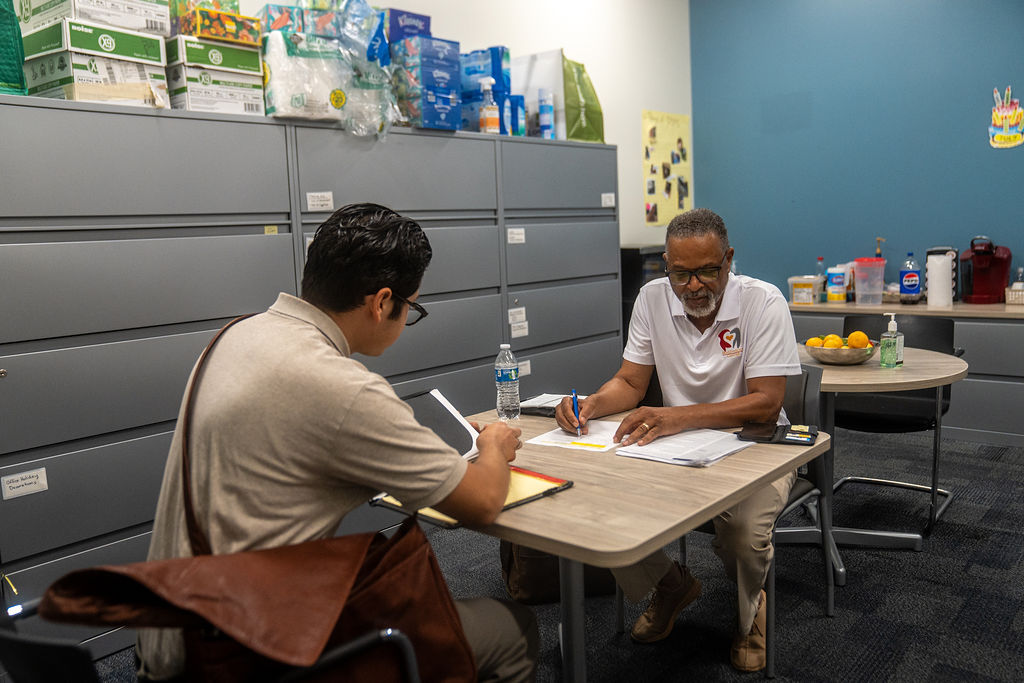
[665,208,730,252]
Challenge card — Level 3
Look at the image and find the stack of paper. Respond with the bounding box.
[616,429,753,467]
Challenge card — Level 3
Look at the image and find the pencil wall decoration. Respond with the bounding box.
[989,85,1023,149]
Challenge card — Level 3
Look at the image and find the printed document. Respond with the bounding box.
[616,429,752,467]
[526,420,620,452]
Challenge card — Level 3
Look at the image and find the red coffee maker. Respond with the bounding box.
[960,236,1012,303]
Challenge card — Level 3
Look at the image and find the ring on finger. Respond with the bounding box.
[639,422,651,432]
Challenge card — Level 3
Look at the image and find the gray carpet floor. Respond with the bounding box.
[92,428,1024,681]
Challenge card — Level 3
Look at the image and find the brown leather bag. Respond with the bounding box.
[38,315,476,682]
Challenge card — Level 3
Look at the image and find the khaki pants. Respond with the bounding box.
[456,598,539,683]
[612,471,796,634]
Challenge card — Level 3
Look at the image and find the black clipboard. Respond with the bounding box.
[371,466,573,529]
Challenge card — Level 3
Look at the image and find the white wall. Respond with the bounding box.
[240,0,692,245]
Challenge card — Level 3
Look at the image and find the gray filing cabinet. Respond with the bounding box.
[0,94,621,657]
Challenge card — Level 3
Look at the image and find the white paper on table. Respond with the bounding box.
[520,393,569,409]
[526,420,620,452]
[616,428,753,467]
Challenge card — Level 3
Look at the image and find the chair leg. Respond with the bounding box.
[614,584,625,634]
[765,555,775,679]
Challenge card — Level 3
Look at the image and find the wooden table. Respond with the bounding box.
[468,411,831,683]
[790,346,968,585]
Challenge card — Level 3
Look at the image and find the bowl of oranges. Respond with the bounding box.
[804,331,877,365]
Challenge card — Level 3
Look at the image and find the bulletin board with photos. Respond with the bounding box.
[641,110,692,226]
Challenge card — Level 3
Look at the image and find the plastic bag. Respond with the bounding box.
[561,57,603,143]
[0,0,26,94]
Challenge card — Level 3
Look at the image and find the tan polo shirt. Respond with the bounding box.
[138,293,467,679]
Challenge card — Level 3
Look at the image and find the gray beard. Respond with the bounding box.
[682,288,719,318]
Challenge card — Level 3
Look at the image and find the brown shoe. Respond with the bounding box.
[629,562,702,643]
[731,589,767,672]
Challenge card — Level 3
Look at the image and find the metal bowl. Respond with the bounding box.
[805,341,879,365]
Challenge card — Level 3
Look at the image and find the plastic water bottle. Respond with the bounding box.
[495,343,520,421]
[899,252,923,304]
[538,88,554,140]
[815,256,826,302]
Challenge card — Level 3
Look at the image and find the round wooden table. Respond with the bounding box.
[791,346,968,585]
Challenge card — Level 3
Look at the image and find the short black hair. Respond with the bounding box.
[301,203,432,318]
[665,208,730,252]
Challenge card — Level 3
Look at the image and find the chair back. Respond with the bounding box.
[838,314,955,431]
[0,628,101,683]
[783,364,823,426]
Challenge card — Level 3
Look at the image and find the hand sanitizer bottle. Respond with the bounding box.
[879,312,904,368]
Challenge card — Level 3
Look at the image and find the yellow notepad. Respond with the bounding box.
[373,466,573,528]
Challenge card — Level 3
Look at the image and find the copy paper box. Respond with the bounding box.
[167,63,262,114]
[23,49,167,107]
[178,7,259,45]
[166,34,260,75]
[23,18,167,65]
[16,0,171,37]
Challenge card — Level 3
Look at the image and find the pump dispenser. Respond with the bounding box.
[478,77,499,134]
[879,312,904,368]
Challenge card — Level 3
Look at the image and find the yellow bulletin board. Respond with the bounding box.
[642,110,692,226]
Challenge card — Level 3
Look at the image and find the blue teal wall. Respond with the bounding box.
[690,0,1024,292]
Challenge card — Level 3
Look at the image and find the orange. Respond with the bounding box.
[805,336,824,347]
[847,330,870,349]
[841,345,850,349]
[822,334,843,348]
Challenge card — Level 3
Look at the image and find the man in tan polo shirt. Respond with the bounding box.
[137,203,538,682]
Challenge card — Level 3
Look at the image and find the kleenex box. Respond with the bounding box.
[259,5,303,33]
[399,88,459,130]
[390,35,459,67]
[392,59,459,95]
[381,8,428,41]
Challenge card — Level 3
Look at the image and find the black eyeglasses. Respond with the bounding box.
[665,256,728,286]
[392,292,428,326]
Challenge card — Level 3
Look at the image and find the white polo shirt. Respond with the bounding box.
[624,274,800,415]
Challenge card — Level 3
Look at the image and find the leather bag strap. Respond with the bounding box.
[181,314,256,557]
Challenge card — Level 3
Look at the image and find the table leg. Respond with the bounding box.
[558,556,586,683]
[821,392,847,587]
[928,385,942,533]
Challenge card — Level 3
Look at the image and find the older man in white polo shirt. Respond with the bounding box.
[555,207,800,672]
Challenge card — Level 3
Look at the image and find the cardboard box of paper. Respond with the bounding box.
[22,18,168,107]
[165,34,261,114]
[16,0,171,37]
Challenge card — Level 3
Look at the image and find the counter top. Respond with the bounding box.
[789,301,1024,320]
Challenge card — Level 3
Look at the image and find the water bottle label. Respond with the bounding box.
[899,270,921,295]
[495,367,519,382]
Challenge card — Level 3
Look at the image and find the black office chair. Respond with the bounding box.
[1,598,421,683]
[834,314,964,533]
[615,365,834,678]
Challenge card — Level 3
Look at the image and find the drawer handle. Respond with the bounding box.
[0,368,6,378]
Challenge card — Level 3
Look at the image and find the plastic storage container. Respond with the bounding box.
[788,275,821,305]
[853,257,886,305]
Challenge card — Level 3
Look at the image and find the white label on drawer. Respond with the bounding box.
[510,321,529,338]
[306,191,334,211]
[507,228,526,244]
[519,359,532,377]
[2,467,48,501]
[508,306,527,324]
[601,192,616,207]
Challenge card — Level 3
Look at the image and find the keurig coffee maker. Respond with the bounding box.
[960,236,1012,303]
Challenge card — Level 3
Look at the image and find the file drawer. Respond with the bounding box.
[0,331,212,454]
[505,221,619,285]
[519,337,623,399]
[507,280,620,350]
[954,321,1024,377]
[295,128,496,212]
[359,295,502,378]
[392,362,495,417]
[0,235,295,344]
[1,104,288,218]
[501,141,616,211]
[420,226,500,295]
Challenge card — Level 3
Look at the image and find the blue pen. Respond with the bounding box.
[571,390,582,437]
